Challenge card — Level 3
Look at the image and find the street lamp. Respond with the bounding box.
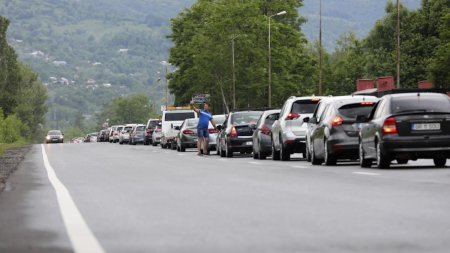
[268,10,287,107]
[396,0,401,88]
[319,0,323,96]
[160,61,171,109]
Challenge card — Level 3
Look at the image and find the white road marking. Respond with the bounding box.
[219,158,228,161]
[291,165,309,169]
[248,161,260,165]
[164,151,170,154]
[41,145,105,253]
[352,171,380,176]
[177,153,185,156]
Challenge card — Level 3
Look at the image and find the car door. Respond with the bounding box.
[362,99,386,158]
[312,104,332,158]
[272,103,287,150]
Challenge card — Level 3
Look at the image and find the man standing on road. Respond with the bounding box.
[191,101,216,156]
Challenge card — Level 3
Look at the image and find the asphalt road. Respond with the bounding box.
[1,143,450,253]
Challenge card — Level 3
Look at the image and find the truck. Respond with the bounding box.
[160,109,197,149]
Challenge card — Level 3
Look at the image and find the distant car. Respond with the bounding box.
[359,92,450,168]
[217,110,263,157]
[109,125,124,143]
[151,124,163,146]
[271,96,324,161]
[70,137,84,144]
[160,110,197,149]
[98,129,110,142]
[84,133,98,143]
[175,118,199,152]
[306,96,379,165]
[252,109,280,159]
[144,119,161,145]
[119,124,135,144]
[45,130,64,143]
[130,124,146,145]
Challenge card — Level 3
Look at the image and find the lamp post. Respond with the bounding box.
[319,0,323,96]
[268,10,287,107]
[160,61,171,110]
[396,0,401,88]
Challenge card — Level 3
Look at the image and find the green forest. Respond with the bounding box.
[168,0,450,111]
[0,16,47,145]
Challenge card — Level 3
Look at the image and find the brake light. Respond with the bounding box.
[361,102,375,105]
[331,116,344,127]
[260,126,271,135]
[146,129,151,133]
[208,128,218,134]
[286,113,300,120]
[383,117,398,134]
[183,129,195,135]
[154,129,161,133]
[230,126,238,138]
[311,98,321,102]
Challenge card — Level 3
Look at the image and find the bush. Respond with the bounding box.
[0,108,26,144]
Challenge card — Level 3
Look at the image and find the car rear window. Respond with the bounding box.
[291,100,319,114]
[231,112,262,125]
[165,112,195,121]
[147,120,161,128]
[264,113,279,127]
[391,96,450,114]
[186,119,199,127]
[124,127,132,131]
[136,126,145,131]
[117,127,123,131]
[338,103,376,119]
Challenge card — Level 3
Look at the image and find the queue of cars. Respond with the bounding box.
[67,91,449,169]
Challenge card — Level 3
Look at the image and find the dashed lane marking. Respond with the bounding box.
[248,161,260,165]
[352,171,380,176]
[41,145,105,253]
[291,165,309,169]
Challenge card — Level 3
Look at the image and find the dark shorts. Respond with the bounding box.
[197,128,209,139]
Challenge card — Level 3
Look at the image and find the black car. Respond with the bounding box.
[45,130,64,143]
[217,110,263,157]
[306,96,379,165]
[358,93,450,168]
[252,109,280,159]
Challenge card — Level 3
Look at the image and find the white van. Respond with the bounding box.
[160,110,197,149]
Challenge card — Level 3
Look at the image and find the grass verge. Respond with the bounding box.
[0,143,25,157]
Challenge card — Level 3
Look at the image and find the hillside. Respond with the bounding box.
[0,0,421,129]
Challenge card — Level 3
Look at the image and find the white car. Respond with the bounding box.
[119,124,136,144]
[160,110,196,149]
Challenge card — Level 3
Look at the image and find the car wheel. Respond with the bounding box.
[433,158,447,167]
[376,141,391,169]
[324,140,337,166]
[396,159,408,164]
[311,142,323,165]
[258,143,266,160]
[119,141,123,145]
[359,141,372,168]
[305,143,311,162]
[253,147,258,159]
[272,140,280,161]
[225,141,233,158]
[280,141,290,161]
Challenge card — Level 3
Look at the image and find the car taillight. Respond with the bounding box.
[383,117,398,134]
[286,113,300,120]
[183,129,195,135]
[154,129,161,133]
[331,116,344,127]
[146,129,151,133]
[361,102,375,105]
[260,126,271,135]
[208,128,218,134]
[230,126,238,138]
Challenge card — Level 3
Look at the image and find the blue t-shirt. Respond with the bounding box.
[198,109,212,129]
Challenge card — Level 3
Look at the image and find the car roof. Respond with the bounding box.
[287,96,328,101]
[384,92,448,99]
[325,95,379,105]
[163,110,194,114]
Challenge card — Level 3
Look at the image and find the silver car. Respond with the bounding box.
[130,124,146,145]
[151,125,162,146]
[119,124,135,144]
[110,125,124,143]
[175,118,198,152]
[252,109,280,159]
[271,96,325,161]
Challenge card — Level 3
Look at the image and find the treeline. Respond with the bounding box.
[0,16,47,143]
[168,0,449,111]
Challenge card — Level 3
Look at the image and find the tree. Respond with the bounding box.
[429,13,450,89]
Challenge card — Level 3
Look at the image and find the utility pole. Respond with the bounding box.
[396,0,401,88]
[165,64,169,109]
[319,0,323,96]
[268,11,287,108]
[231,36,237,110]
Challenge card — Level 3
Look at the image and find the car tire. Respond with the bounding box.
[359,141,372,168]
[311,142,323,165]
[396,159,408,164]
[119,141,123,145]
[376,141,391,169]
[433,158,447,167]
[253,147,258,159]
[258,143,266,160]
[225,141,233,158]
[272,141,280,161]
[324,140,337,166]
[280,144,290,161]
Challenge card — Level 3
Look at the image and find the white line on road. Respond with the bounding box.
[219,158,228,161]
[291,165,309,169]
[248,161,260,165]
[41,145,105,253]
[352,171,380,176]
[177,153,185,156]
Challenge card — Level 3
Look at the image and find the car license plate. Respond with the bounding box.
[411,123,441,131]
[245,141,253,146]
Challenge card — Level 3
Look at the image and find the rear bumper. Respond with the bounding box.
[381,137,450,158]
[284,137,306,153]
[328,136,359,159]
[229,137,253,152]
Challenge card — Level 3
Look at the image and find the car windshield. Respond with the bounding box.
[291,100,319,114]
[136,126,145,131]
[148,120,161,128]
[338,103,376,119]
[117,127,124,131]
[186,119,198,127]
[124,127,132,131]
[48,130,61,135]
[392,96,450,114]
[231,112,262,125]
[165,112,195,121]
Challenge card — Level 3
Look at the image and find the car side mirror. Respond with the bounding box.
[174,126,180,130]
[303,117,310,123]
[217,125,223,131]
[356,115,369,123]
